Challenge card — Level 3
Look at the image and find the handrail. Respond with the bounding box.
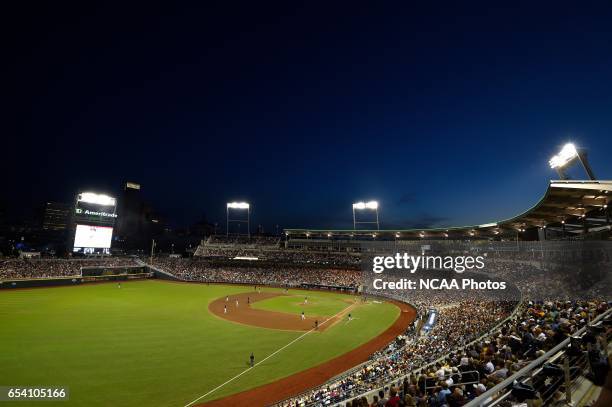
[464,307,612,407]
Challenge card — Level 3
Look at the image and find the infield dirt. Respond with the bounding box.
[201,297,415,406]
[209,291,350,331]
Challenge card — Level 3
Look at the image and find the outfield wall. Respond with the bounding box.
[0,268,152,289]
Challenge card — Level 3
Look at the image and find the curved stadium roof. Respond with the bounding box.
[284,180,612,240]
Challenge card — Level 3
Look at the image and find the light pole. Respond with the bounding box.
[150,239,156,264]
[226,202,250,238]
[352,201,379,230]
[549,143,596,180]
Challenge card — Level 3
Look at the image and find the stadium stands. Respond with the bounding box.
[1,237,609,407]
[151,257,361,289]
[278,298,609,406]
[0,257,141,280]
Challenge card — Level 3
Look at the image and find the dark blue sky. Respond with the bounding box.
[3,1,612,230]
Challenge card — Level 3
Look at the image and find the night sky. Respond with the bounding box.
[3,2,612,231]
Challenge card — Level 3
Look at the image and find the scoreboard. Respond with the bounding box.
[74,192,117,226]
[72,192,118,254]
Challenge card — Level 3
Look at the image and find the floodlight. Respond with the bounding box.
[352,200,380,230]
[352,201,378,210]
[549,143,577,169]
[227,202,250,209]
[78,192,116,206]
[549,143,596,180]
[479,222,497,228]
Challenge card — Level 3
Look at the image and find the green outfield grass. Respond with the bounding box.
[0,280,400,406]
[250,291,353,317]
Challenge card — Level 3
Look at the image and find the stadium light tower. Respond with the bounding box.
[352,201,380,230]
[226,202,250,237]
[549,143,596,180]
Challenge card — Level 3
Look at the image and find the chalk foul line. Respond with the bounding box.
[183,302,357,407]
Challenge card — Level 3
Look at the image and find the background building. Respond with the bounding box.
[116,182,166,252]
[42,202,71,232]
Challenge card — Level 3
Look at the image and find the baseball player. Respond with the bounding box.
[224,305,227,314]
[301,311,305,321]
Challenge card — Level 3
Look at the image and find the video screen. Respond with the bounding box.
[73,224,113,249]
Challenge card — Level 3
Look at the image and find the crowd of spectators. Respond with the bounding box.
[206,235,281,247]
[195,247,361,267]
[281,298,609,407]
[194,236,361,266]
[152,258,361,288]
[481,259,610,301]
[0,257,141,280]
